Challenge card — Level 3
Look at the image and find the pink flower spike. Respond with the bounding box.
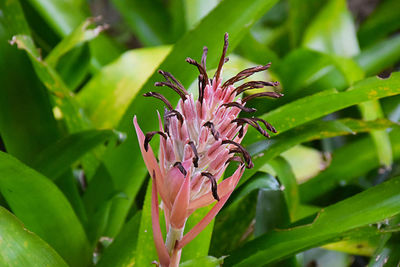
[134,33,282,266]
[151,177,170,267]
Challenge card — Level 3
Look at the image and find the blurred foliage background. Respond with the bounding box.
[1,0,400,266]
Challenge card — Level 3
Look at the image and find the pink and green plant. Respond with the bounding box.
[134,33,282,266]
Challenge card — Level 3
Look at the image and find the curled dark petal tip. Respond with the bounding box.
[203,121,220,140]
[144,131,167,152]
[154,82,162,86]
[188,141,199,168]
[201,172,220,201]
[174,162,187,176]
[222,139,253,169]
[143,91,174,110]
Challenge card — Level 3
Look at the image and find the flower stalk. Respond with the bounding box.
[134,32,282,266]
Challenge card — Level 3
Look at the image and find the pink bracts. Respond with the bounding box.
[133,33,282,267]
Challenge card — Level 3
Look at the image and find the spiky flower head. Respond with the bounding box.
[133,33,282,267]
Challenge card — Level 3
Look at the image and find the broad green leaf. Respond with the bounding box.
[358,0,400,48]
[240,118,396,187]
[9,34,90,132]
[300,127,400,203]
[0,152,91,267]
[281,145,325,183]
[111,0,173,46]
[210,173,272,257]
[245,73,400,143]
[224,176,400,266]
[96,212,142,267]
[180,256,226,267]
[26,0,121,68]
[302,0,359,57]
[359,100,393,167]
[77,46,172,128]
[275,49,348,106]
[56,44,91,90]
[168,0,186,41]
[26,0,87,36]
[235,32,279,67]
[0,207,68,267]
[356,34,400,76]
[184,0,219,30]
[31,129,123,180]
[287,0,325,47]
[255,187,290,237]
[45,17,106,67]
[0,0,61,165]
[92,0,280,237]
[267,157,299,221]
[368,235,400,267]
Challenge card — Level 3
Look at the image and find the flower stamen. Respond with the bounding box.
[241,91,283,103]
[222,140,253,168]
[201,172,220,201]
[188,141,199,168]
[144,92,174,110]
[144,131,168,151]
[221,102,257,113]
[203,121,220,140]
[173,162,187,176]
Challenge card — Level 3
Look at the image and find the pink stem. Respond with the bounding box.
[151,178,170,266]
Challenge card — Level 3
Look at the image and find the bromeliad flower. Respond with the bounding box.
[133,33,282,267]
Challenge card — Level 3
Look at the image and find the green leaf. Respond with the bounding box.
[368,235,400,267]
[31,129,123,180]
[184,0,219,30]
[245,73,400,143]
[26,0,122,68]
[135,181,158,266]
[96,212,142,267]
[210,183,259,257]
[0,1,61,165]
[180,256,226,267]
[255,187,290,237]
[224,176,400,266]
[359,100,393,167]
[299,127,400,203]
[0,152,91,267]
[356,34,400,76]
[45,17,106,67]
[0,207,68,267]
[111,0,173,46]
[92,0,280,237]
[267,157,299,220]
[281,145,325,183]
[302,0,359,57]
[358,0,400,48]
[56,44,91,90]
[235,32,279,67]
[240,118,396,187]
[77,46,172,128]
[287,0,325,47]
[9,34,90,132]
